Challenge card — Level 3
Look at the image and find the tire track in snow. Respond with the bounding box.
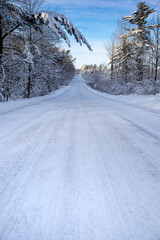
[0,84,72,117]
[0,94,71,198]
[82,81,160,143]
[88,97,160,239]
[0,76,160,240]
[0,90,71,143]
[0,94,74,240]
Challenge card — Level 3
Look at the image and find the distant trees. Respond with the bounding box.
[0,0,92,101]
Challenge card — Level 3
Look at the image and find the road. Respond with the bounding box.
[0,75,160,240]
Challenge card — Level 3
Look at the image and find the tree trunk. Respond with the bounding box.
[154,52,158,95]
[0,12,4,101]
[111,59,113,80]
[155,57,158,82]
[27,63,31,98]
[154,23,159,83]
[0,13,3,65]
[27,26,32,99]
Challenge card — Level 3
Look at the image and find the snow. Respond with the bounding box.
[0,75,160,240]
[0,85,70,115]
[38,12,92,51]
[83,79,160,113]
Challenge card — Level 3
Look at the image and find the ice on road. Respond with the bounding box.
[0,75,160,240]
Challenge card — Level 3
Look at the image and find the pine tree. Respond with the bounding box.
[123,2,155,82]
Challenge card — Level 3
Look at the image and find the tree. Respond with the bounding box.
[123,1,155,82]
[0,0,92,61]
[151,13,160,83]
[115,35,133,83]
[0,0,45,100]
[0,0,41,62]
[0,0,92,101]
[105,37,116,80]
[113,19,133,83]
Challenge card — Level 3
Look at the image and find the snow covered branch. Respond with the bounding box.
[36,12,93,51]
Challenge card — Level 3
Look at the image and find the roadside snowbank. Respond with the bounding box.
[0,85,70,115]
[1,75,160,115]
[81,76,160,113]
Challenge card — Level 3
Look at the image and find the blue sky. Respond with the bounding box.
[44,0,160,68]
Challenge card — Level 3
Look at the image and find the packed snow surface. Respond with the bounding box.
[0,75,160,240]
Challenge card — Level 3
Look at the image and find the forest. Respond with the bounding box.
[0,0,91,102]
[0,1,160,101]
[81,2,160,95]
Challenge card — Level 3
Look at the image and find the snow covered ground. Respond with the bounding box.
[0,75,160,240]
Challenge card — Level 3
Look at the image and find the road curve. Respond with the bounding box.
[0,75,160,240]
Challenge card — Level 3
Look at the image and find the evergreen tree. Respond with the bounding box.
[123,2,155,82]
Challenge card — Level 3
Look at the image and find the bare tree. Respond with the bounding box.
[105,36,116,80]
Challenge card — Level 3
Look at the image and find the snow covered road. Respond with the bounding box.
[0,75,160,240]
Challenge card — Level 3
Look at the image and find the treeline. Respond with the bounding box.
[81,2,160,95]
[0,0,77,102]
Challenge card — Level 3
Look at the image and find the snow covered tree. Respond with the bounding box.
[83,3,160,95]
[17,0,45,98]
[0,0,41,61]
[115,35,133,83]
[112,20,133,83]
[123,2,154,38]
[0,0,92,101]
[0,0,44,100]
[0,0,92,61]
[151,13,160,84]
[105,37,116,80]
[123,2,155,82]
